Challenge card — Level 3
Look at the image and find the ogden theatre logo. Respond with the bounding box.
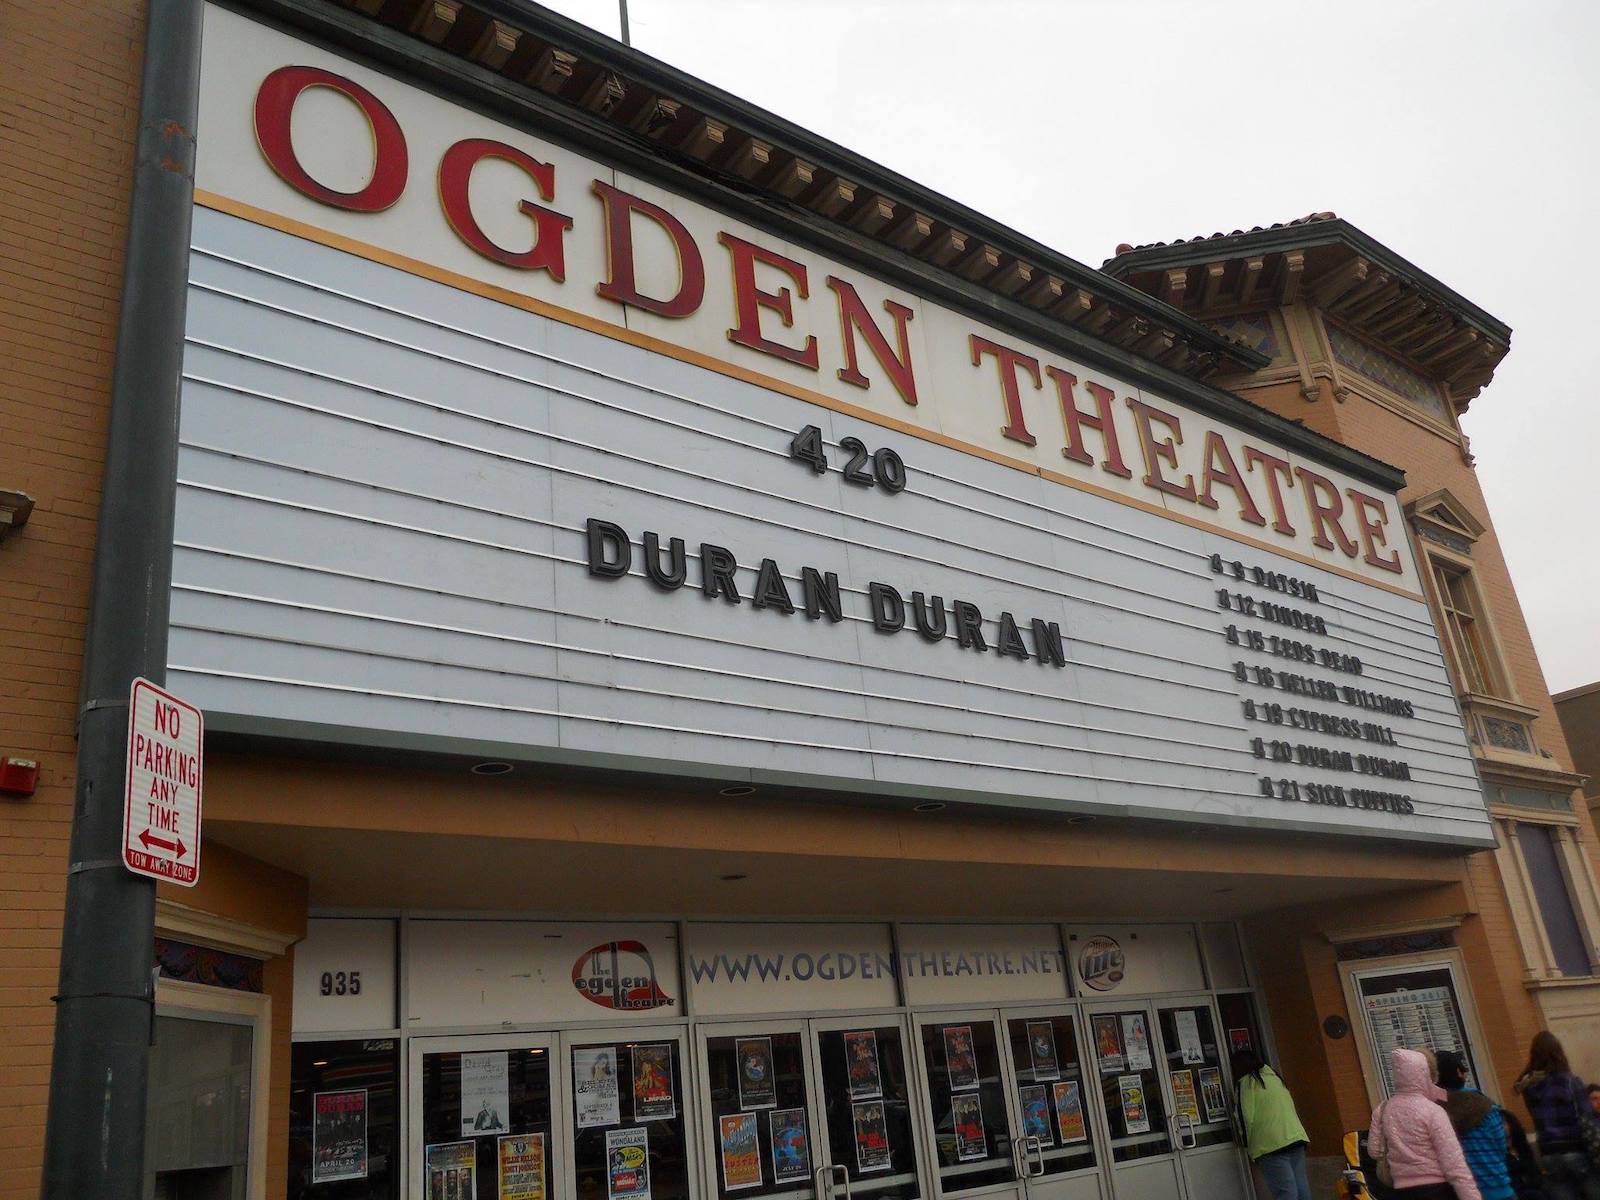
[1077,936,1126,992]
[571,941,673,1011]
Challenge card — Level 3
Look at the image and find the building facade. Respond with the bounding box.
[1105,220,1600,1083]
[1555,679,1600,830]
[1,3,1594,1200]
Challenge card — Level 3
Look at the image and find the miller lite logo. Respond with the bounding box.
[571,940,674,1011]
[1077,936,1125,992]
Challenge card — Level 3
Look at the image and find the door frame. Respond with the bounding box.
[807,1009,933,1200]
[1148,993,1250,1200]
[559,1023,701,1200]
[406,1028,564,1200]
[153,977,272,1200]
[693,1015,825,1200]
[1078,997,1183,1200]
[906,1007,1025,1200]
[994,1003,1110,1200]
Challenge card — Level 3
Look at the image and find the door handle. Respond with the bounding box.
[814,1162,850,1200]
[1175,1113,1197,1150]
[1025,1134,1046,1177]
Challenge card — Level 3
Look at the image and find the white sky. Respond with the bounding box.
[537,0,1600,695]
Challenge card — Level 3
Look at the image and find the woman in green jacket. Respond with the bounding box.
[1233,1049,1312,1200]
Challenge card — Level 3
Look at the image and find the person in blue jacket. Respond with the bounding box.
[1435,1050,1515,1200]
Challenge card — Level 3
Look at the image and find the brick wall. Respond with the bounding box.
[0,3,146,1196]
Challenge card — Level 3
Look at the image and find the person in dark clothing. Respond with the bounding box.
[1436,1051,1515,1200]
[1513,1032,1599,1200]
[1500,1108,1545,1200]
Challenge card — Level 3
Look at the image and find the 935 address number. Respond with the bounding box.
[319,970,362,996]
[789,425,907,493]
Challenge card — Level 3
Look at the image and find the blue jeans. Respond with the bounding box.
[1256,1143,1312,1200]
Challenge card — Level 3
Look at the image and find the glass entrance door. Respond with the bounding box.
[911,1010,1023,1200]
[561,1026,696,1200]
[1081,1003,1181,1200]
[408,1031,562,1200]
[809,1014,927,1200]
[696,1019,823,1200]
[1151,999,1248,1200]
[998,1009,1107,1200]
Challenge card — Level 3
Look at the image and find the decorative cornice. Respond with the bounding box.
[155,898,300,958]
[1103,219,1511,409]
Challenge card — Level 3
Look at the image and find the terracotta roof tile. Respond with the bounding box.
[1112,212,1338,258]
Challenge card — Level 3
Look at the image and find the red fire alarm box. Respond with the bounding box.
[0,757,39,797]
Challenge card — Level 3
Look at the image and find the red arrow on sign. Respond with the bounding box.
[138,829,188,858]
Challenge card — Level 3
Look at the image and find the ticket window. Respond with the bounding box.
[416,1043,555,1200]
[702,1030,817,1199]
[814,1024,922,1200]
[917,1018,1017,1193]
[1003,1014,1097,1177]
[568,1037,693,1200]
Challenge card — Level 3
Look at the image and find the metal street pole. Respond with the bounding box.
[619,0,631,45]
[40,1,203,1196]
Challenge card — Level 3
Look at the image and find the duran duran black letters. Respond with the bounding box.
[585,518,1068,668]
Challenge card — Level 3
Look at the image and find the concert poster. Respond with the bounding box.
[943,1025,979,1092]
[1026,1021,1060,1082]
[1018,1085,1051,1143]
[1091,1015,1124,1072]
[632,1044,676,1122]
[605,1127,651,1200]
[1052,1081,1087,1144]
[769,1108,812,1184]
[311,1088,368,1183]
[425,1141,476,1200]
[718,1113,762,1191]
[1199,1067,1228,1122]
[844,1031,883,1100]
[951,1092,987,1162]
[1118,1075,1151,1136]
[852,1100,891,1173]
[575,1047,622,1129]
[735,1037,777,1110]
[1169,1069,1200,1124]
[497,1134,546,1200]
[1120,1014,1153,1072]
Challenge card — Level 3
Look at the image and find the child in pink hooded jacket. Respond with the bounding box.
[1368,1048,1482,1200]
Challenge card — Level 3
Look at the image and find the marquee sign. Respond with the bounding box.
[165,4,1493,845]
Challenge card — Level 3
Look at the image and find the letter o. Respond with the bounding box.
[254,65,408,211]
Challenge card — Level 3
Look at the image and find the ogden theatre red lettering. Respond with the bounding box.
[242,64,1412,583]
[254,66,408,211]
[592,181,706,317]
[826,277,917,406]
[1126,398,1197,503]
[1348,488,1404,573]
[720,233,820,369]
[1245,447,1299,537]
[1048,368,1132,479]
[1295,466,1360,557]
[969,336,1041,446]
[1197,432,1267,527]
[438,139,572,278]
